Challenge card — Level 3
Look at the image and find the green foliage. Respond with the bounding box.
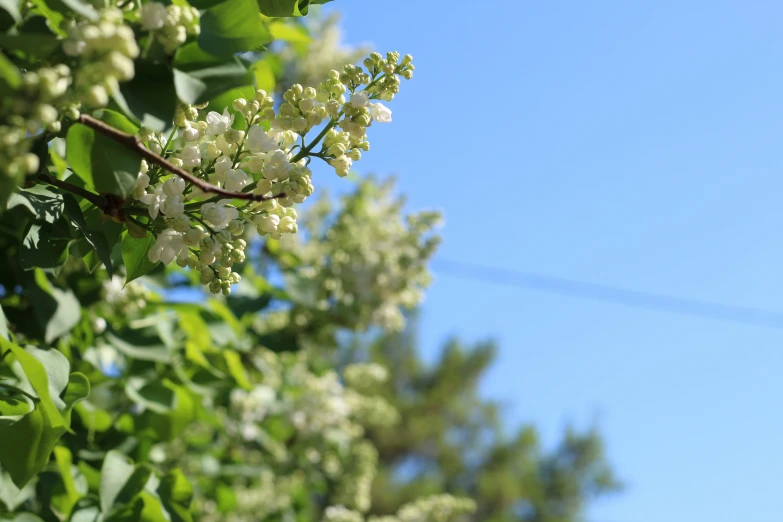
[343,318,622,522]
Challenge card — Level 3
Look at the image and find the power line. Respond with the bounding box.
[432,258,783,330]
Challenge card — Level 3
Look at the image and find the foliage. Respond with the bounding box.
[0,3,617,522]
[342,318,622,522]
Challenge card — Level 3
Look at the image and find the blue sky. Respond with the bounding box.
[317,1,783,521]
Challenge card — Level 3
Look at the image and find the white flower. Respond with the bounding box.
[162,176,186,196]
[182,126,200,142]
[262,150,291,180]
[184,227,205,245]
[179,143,201,167]
[133,173,149,200]
[370,102,392,123]
[349,91,370,108]
[148,229,187,265]
[253,213,280,234]
[212,155,232,183]
[139,185,165,219]
[224,168,249,192]
[140,2,167,31]
[205,108,233,135]
[277,215,297,233]
[246,125,278,153]
[329,155,352,177]
[201,199,238,231]
[162,196,184,217]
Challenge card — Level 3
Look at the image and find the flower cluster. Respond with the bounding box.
[131,52,414,294]
[322,495,476,522]
[63,8,139,107]
[0,8,139,179]
[140,2,200,54]
[280,178,441,331]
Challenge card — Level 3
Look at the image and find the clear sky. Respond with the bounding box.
[318,1,783,521]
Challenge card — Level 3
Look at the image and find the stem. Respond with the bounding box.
[76,114,285,202]
[292,118,338,163]
[37,174,108,209]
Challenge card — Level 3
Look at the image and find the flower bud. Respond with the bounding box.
[232,98,247,111]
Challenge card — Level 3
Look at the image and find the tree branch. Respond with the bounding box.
[76,114,285,202]
[37,174,107,209]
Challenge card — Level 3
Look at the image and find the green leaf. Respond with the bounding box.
[119,60,177,132]
[27,268,81,343]
[0,304,8,341]
[157,470,193,522]
[8,185,64,223]
[53,446,80,514]
[0,50,20,89]
[188,0,224,8]
[0,32,60,58]
[73,400,113,433]
[0,393,32,416]
[3,340,66,428]
[257,0,309,16]
[223,350,251,390]
[65,111,141,199]
[0,0,20,24]
[106,327,171,363]
[99,451,135,514]
[0,372,88,488]
[121,231,159,285]
[173,62,251,105]
[208,85,256,113]
[20,223,70,270]
[268,20,311,43]
[62,194,113,276]
[0,468,36,511]
[199,0,271,56]
[135,379,196,441]
[251,57,276,93]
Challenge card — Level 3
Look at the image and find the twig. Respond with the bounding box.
[37,174,108,209]
[76,114,285,202]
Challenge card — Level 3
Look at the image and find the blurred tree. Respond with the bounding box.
[341,315,621,522]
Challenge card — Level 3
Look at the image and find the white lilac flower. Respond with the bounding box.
[224,168,249,192]
[162,195,184,217]
[205,108,233,135]
[148,229,187,264]
[253,213,280,234]
[140,2,167,30]
[370,102,392,123]
[133,173,149,200]
[349,91,370,108]
[139,185,165,219]
[179,143,201,167]
[329,155,352,177]
[262,150,291,180]
[246,125,278,153]
[182,125,199,142]
[162,176,186,196]
[201,199,238,230]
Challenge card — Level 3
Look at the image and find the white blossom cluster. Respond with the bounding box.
[139,2,200,54]
[280,179,441,331]
[62,8,139,108]
[177,348,397,519]
[322,495,477,522]
[1,8,140,180]
[132,53,414,295]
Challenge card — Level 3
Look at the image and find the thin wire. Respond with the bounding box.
[432,258,783,330]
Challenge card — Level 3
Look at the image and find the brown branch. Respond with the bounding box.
[37,174,107,209]
[76,114,285,202]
